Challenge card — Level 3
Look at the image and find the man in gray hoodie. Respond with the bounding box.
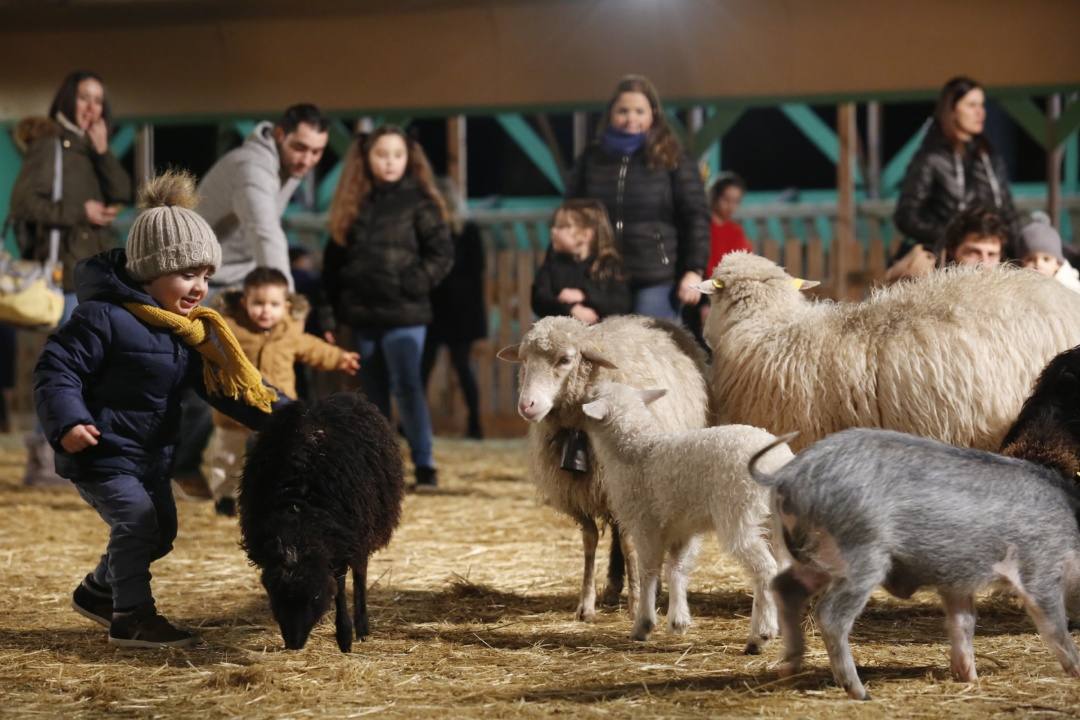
[197,103,329,291]
[173,104,328,502]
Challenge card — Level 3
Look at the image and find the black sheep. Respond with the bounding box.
[1000,345,1080,489]
[239,392,404,652]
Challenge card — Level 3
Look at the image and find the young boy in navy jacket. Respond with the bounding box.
[34,171,285,648]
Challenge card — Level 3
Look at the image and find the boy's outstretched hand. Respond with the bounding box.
[338,351,361,376]
[61,424,101,453]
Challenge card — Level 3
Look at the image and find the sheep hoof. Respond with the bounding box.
[845,685,870,701]
[631,620,654,641]
[668,616,692,634]
[743,640,762,655]
[777,660,800,678]
[575,606,596,623]
[336,634,353,653]
[599,585,622,607]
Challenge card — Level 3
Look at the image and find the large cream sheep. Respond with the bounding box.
[697,252,1080,452]
[497,315,710,621]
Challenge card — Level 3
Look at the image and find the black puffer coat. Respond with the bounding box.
[567,144,709,287]
[428,221,487,343]
[324,178,453,329]
[893,128,1019,261]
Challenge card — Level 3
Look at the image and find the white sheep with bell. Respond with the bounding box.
[696,252,1080,451]
[580,381,793,653]
[497,315,710,622]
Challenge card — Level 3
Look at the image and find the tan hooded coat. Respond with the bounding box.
[212,291,346,429]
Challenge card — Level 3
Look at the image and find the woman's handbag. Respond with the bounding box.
[0,251,64,328]
[0,136,65,328]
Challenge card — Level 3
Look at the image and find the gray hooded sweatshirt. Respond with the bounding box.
[196,122,299,289]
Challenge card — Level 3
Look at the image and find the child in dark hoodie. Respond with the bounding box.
[34,171,286,648]
[531,199,630,324]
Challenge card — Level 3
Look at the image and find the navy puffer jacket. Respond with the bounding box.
[34,248,283,481]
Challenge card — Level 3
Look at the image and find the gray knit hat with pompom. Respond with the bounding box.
[125,170,221,282]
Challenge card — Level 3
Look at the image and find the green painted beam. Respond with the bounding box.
[0,128,20,254]
[109,124,135,158]
[327,118,353,156]
[1053,100,1080,150]
[881,121,930,193]
[780,104,863,184]
[233,120,256,139]
[998,96,1048,149]
[780,104,838,163]
[690,105,743,158]
[317,161,343,211]
[495,114,564,193]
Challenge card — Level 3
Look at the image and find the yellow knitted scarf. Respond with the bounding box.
[123,303,278,413]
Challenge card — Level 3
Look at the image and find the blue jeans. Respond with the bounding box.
[61,292,78,327]
[354,325,435,469]
[75,472,178,610]
[633,283,677,321]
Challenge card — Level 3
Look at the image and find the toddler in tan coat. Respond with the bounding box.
[203,267,359,514]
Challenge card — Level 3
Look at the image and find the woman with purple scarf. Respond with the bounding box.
[566,75,710,320]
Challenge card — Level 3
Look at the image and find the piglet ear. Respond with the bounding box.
[581,349,618,370]
[496,344,521,363]
[638,388,667,405]
[581,399,609,420]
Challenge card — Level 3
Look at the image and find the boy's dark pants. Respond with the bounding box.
[75,472,177,610]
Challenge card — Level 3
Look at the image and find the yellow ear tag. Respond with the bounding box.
[789,278,805,290]
[712,278,724,289]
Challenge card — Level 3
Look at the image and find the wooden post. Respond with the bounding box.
[867,101,882,199]
[134,123,154,187]
[836,103,857,300]
[446,114,467,198]
[572,112,589,159]
[1048,94,1063,227]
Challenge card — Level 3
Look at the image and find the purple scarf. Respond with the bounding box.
[601,127,647,156]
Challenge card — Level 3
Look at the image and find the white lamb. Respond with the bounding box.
[581,381,793,653]
[697,252,1080,451]
[498,315,710,622]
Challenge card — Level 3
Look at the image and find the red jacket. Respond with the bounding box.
[706,220,753,278]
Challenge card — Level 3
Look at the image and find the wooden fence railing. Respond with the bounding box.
[10,197,1080,436]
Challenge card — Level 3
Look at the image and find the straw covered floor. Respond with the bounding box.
[1,433,1078,718]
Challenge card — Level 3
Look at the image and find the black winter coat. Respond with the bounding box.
[531,250,631,321]
[34,249,284,481]
[567,144,709,286]
[429,221,487,342]
[323,178,453,329]
[893,130,1019,261]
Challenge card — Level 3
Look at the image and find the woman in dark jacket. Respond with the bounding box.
[891,76,1019,266]
[421,178,487,439]
[566,74,709,321]
[10,70,132,315]
[325,126,453,489]
[10,70,131,487]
